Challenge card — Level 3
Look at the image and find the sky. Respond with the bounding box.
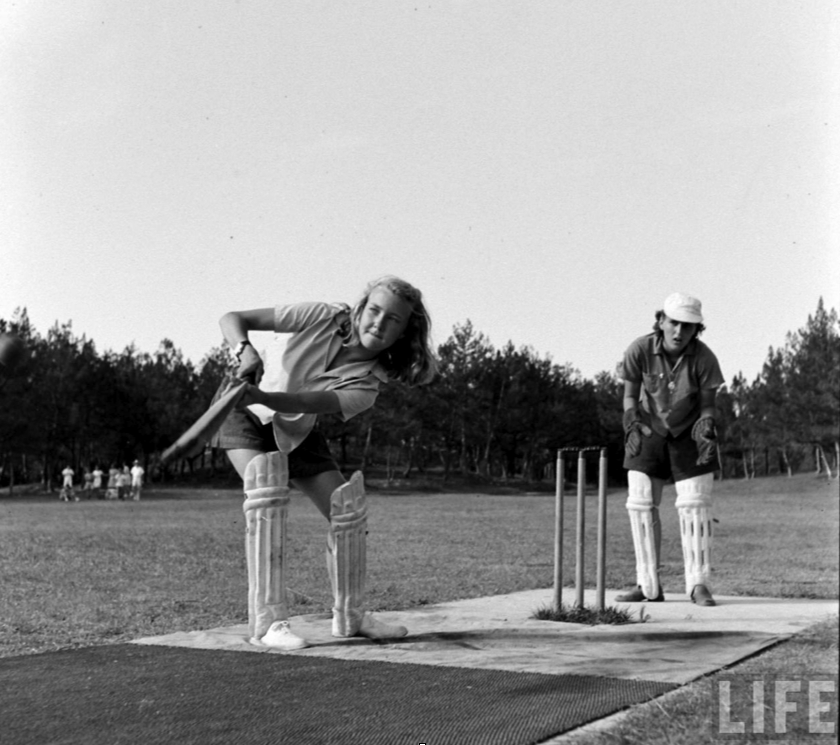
[2,1,838,385]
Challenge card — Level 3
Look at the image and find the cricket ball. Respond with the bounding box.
[0,333,26,371]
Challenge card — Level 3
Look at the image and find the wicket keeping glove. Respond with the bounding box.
[623,408,652,459]
[691,416,717,466]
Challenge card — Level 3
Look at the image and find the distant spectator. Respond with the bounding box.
[60,465,75,502]
[82,468,94,499]
[130,460,145,501]
[92,465,104,499]
[117,466,131,500]
[107,465,119,500]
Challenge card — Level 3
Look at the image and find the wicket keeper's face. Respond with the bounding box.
[659,315,697,357]
[358,287,412,354]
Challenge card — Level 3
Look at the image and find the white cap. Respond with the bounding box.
[663,293,703,324]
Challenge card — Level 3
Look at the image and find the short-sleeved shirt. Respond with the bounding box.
[246,302,390,447]
[622,333,724,437]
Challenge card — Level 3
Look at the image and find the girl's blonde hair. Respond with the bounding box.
[348,275,438,385]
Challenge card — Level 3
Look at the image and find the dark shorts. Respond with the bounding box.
[623,422,718,482]
[212,404,339,480]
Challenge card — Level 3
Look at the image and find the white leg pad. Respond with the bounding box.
[328,471,367,637]
[243,452,307,649]
[327,472,406,639]
[626,471,659,599]
[675,474,714,595]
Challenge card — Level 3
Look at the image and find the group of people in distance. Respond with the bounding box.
[205,276,723,650]
[59,460,145,502]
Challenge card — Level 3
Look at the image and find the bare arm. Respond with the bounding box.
[623,379,642,412]
[219,308,276,343]
[699,388,717,420]
[241,387,342,415]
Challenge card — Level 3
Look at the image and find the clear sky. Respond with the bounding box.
[2,2,838,385]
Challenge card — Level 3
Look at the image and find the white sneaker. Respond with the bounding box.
[256,620,309,650]
[355,613,407,640]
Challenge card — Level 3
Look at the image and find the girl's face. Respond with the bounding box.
[659,315,697,357]
[357,286,412,354]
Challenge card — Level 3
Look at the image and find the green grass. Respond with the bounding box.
[563,617,839,744]
[532,603,644,625]
[1,473,836,659]
[1,473,837,743]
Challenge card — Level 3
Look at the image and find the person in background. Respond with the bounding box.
[130,460,145,501]
[60,465,75,502]
[92,465,104,499]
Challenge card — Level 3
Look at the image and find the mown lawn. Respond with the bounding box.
[1,472,837,659]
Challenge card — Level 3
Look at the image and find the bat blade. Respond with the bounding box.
[161,381,249,465]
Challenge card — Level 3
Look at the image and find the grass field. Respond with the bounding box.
[1,472,837,744]
[1,472,836,659]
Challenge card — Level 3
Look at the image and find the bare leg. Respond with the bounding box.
[291,470,346,521]
[226,448,265,479]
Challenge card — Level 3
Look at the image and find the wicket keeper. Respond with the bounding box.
[617,292,724,606]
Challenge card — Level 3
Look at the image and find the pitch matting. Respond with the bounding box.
[3,589,834,744]
[0,643,676,745]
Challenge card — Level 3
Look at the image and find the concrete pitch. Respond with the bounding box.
[132,589,838,685]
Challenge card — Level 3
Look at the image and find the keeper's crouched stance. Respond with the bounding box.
[621,468,716,605]
[617,293,724,607]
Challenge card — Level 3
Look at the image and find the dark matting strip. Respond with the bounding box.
[0,644,676,745]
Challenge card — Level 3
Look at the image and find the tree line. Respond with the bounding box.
[1,299,837,492]
[715,298,839,479]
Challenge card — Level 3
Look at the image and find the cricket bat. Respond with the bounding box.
[160,380,249,464]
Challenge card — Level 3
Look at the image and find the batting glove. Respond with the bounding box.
[623,408,652,459]
[691,416,717,466]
